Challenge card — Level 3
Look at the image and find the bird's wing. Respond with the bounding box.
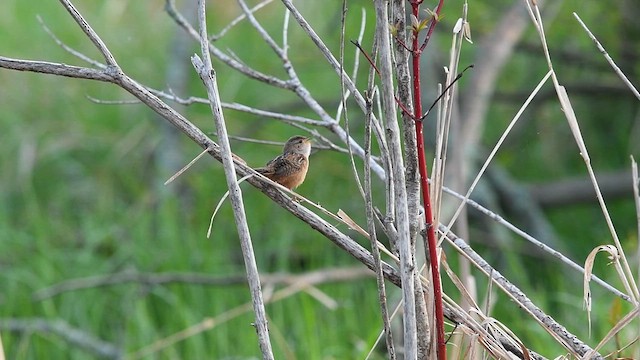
[256,153,305,177]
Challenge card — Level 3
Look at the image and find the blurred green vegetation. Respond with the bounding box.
[1,0,638,359]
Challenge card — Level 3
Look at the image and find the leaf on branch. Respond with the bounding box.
[419,18,431,31]
[410,14,420,31]
[423,7,441,22]
[409,14,431,33]
[389,22,399,37]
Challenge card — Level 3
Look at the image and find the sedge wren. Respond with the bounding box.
[254,135,311,190]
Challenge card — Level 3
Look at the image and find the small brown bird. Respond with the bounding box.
[254,136,311,190]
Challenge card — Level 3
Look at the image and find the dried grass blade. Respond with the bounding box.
[206,174,253,238]
[583,245,621,336]
[164,147,211,185]
[337,209,370,238]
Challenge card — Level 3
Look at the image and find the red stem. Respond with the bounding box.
[409,0,446,359]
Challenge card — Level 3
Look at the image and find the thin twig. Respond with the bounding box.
[439,179,631,302]
[58,0,119,67]
[210,0,274,41]
[37,15,106,69]
[237,0,283,56]
[441,70,552,241]
[164,147,210,185]
[207,174,254,238]
[573,12,640,101]
[420,64,473,121]
[165,0,291,89]
[338,1,366,200]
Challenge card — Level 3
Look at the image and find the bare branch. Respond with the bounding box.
[0,56,114,81]
[442,226,603,359]
[33,267,374,301]
[211,0,274,41]
[373,0,418,357]
[192,0,274,356]
[0,318,122,359]
[37,15,105,69]
[439,179,631,303]
[237,0,284,56]
[363,30,397,359]
[58,0,118,67]
[165,0,292,89]
[573,12,640,101]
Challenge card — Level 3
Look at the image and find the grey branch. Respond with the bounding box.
[165,0,291,89]
[59,0,119,67]
[33,267,374,301]
[443,226,603,359]
[373,0,419,358]
[192,0,274,357]
[0,318,122,359]
[528,169,635,207]
[0,57,113,81]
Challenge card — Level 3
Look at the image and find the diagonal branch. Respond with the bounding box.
[165,0,292,89]
[442,225,603,359]
[58,0,119,67]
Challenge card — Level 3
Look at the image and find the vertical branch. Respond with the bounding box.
[363,40,397,358]
[191,0,274,358]
[633,156,640,360]
[408,0,447,359]
[391,0,430,355]
[373,0,418,358]
[391,0,419,240]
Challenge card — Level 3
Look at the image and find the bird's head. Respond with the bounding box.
[283,135,312,157]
